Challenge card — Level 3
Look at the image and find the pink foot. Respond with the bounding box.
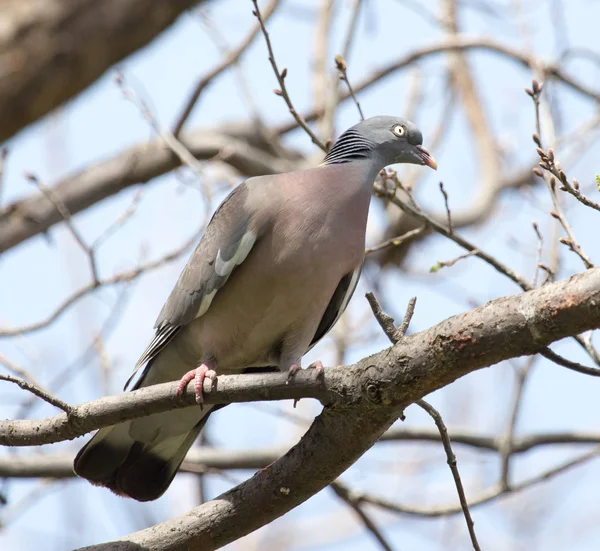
[287,360,325,383]
[176,360,217,406]
[307,360,325,381]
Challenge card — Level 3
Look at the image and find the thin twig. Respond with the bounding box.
[558,176,600,212]
[439,181,453,233]
[335,55,364,120]
[539,347,600,376]
[533,133,600,213]
[92,187,144,250]
[331,482,394,551]
[0,353,42,388]
[378,172,600,367]
[528,80,594,269]
[357,445,600,517]
[341,0,363,60]
[16,284,133,421]
[116,73,213,219]
[275,35,600,140]
[417,399,481,551]
[0,229,200,338]
[0,375,72,414]
[531,221,544,287]
[365,226,427,255]
[172,0,281,136]
[251,0,327,151]
[397,297,417,338]
[24,172,99,283]
[380,175,526,285]
[430,250,480,273]
[319,0,364,140]
[313,0,334,133]
[499,356,536,489]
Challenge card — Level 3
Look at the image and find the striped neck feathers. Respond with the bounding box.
[323,128,374,165]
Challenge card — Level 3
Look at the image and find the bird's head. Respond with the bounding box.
[324,115,437,171]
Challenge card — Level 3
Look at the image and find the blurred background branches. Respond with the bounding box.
[2,0,600,550]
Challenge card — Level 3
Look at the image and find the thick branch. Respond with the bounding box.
[0,0,208,143]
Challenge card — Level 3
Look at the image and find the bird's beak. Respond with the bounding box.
[415,145,438,171]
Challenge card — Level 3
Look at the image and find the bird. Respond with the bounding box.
[73,115,437,502]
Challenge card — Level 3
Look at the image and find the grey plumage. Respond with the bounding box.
[73,116,437,501]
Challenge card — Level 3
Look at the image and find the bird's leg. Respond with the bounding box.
[287,360,325,382]
[176,359,218,406]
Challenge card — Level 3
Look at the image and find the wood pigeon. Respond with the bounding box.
[73,115,437,501]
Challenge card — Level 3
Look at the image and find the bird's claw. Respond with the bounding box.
[176,361,218,406]
[307,360,325,381]
[287,363,301,383]
[287,360,325,383]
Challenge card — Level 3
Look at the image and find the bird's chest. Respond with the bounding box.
[272,183,369,269]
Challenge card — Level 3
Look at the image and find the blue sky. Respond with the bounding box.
[2,0,600,549]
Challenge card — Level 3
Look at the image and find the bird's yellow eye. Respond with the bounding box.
[393,125,406,137]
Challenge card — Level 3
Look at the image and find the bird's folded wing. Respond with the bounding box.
[308,264,362,352]
[124,183,259,389]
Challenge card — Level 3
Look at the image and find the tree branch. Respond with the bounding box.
[7,426,600,479]
[277,35,600,136]
[5,266,597,549]
[0,0,208,143]
[0,125,299,255]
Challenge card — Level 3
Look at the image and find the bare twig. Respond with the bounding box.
[335,55,364,120]
[0,229,200,338]
[24,172,99,283]
[534,136,600,212]
[539,347,600,377]
[558,175,600,212]
[397,297,417,338]
[319,0,364,140]
[0,353,42,388]
[379,171,530,286]
[251,0,327,151]
[330,482,394,551]
[365,292,402,343]
[366,289,480,547]
[430,250,480,273]
[313,0,334,131]
[439,181,453,233]
[416,399,481,551]
[116,73,213,213]
[277,36,600,137]
[357,445,600,517]
[365,226,427,255]
[91,187,144,250]
[532,221,544,287]
[499,356,536,489]
[0,375,72,414]
[528,80,594,269]
[379,173,600,367]
[172,0,281,136]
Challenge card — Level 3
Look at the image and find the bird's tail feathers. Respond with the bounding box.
[73,406,212,501]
